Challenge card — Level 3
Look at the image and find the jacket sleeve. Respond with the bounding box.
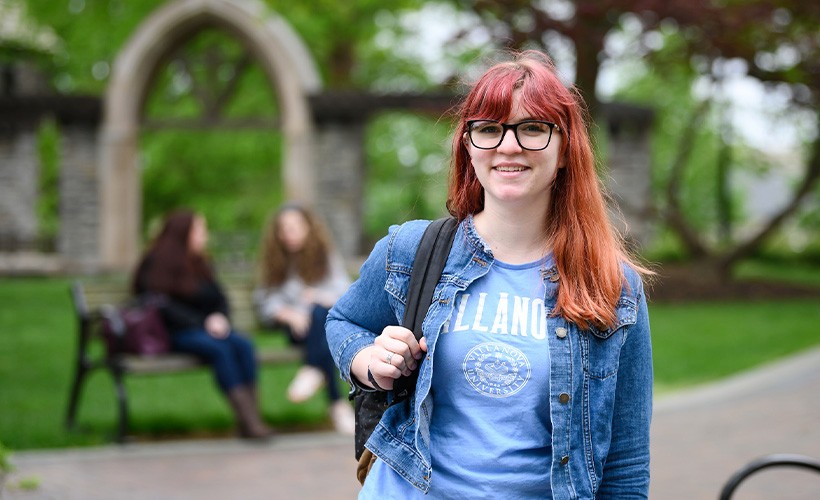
[253,286,287,327]
[326,231,400,386]
[598,279,653,499]
[160,296,209,332]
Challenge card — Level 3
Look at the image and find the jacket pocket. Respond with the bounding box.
[582,298,637,379]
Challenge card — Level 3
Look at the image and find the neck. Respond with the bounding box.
[473,203,550,264]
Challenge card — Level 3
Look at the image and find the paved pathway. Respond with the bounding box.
[5,347,820,499]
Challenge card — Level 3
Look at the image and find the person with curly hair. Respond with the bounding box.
[254,203,355,435]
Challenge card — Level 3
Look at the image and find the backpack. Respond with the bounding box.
[353,217,458,483]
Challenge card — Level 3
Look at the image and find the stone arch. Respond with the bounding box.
[99,0,321,270]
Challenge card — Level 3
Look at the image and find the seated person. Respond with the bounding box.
[254,203,354,435]
[133,209,272,439]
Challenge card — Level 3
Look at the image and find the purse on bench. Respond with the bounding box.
[101,294,171,356]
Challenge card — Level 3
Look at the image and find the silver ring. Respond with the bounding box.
[385,352,394,365]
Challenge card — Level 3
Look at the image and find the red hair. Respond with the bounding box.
[447,50,650,330]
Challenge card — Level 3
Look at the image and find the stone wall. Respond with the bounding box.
[59,126,100,272]
[0,131,38,249]
[604,104,655,249]
[313,121,366,257]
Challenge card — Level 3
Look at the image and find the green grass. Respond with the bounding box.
[0,277,342,451]
[734,259,820,287]
[1,268,819,451]
[650,299,820,393]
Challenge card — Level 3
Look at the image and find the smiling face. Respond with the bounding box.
[466,90,563,213]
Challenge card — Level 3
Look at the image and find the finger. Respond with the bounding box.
[369,348,403,379]
[379,326,424,363]
[381,341,418,373]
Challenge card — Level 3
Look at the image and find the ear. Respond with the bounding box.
[462,133,472,158]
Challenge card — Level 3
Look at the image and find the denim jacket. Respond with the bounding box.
[326,217,653,498]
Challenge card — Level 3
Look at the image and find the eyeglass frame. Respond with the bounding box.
[465,119,561,151]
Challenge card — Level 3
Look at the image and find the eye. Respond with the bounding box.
[472,121,502,134]
[518,121,550,135]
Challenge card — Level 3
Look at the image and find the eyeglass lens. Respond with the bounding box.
[468,120,556,151]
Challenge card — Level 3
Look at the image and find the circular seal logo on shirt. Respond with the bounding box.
[462,342,531,398]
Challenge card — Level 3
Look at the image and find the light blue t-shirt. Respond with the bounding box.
[361,257,553,498]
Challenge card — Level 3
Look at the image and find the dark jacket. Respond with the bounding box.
[134,256,230,334]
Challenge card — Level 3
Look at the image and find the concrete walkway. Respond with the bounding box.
[5,347,820,499]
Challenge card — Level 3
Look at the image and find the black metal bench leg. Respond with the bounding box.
[111,365,130,443]
[65,364,88,429]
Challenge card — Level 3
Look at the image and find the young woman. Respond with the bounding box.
[326,51,654,498]
[254,203,355,435]
[132,209,272,439]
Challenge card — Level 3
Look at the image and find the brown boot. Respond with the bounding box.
[227,386,273,440]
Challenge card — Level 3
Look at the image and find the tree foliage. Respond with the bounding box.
[448,0,820,274]
[18,0,819,268]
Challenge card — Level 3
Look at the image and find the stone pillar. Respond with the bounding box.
[605,111,654,249]
[313,121,366,258]
[607,118,653,245]
[59,125,100,272]
[0,131,38,248]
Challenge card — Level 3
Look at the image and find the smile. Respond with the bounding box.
[494,165,528,172]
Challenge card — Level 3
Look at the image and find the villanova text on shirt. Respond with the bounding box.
[442,292,548,340]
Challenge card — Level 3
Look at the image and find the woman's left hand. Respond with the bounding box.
[205,312,231,339]
[363,325,427,390]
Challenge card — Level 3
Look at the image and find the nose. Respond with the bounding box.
[497,128,522,152]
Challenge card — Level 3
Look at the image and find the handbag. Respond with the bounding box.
[353,217,458,483]
[101,294,171,356]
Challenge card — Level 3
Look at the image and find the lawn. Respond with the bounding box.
[1,268,818,451]
[0,276,338,451]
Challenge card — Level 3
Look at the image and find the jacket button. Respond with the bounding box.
[560,455,569,465]
[558,393,570,404]
[555,327,567,339]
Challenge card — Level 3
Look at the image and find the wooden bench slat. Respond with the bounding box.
[119,348,302,374]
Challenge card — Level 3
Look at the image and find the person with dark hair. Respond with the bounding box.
[133,209,272,440]
[327,51,654,497]
[254,203,354,435]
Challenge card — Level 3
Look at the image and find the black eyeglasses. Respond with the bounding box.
[466,119,561,151]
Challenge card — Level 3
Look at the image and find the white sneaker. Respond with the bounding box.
[331,400,356,436]
[287,366,325,403]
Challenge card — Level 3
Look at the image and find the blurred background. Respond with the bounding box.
[0,0,817,496]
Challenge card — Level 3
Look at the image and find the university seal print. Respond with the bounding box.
[463,342,531,398]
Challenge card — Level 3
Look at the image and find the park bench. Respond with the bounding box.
[65,276,301,443]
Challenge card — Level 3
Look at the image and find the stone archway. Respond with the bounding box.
[99,0,321,270]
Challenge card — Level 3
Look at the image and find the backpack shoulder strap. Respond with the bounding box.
[393,216,458,399]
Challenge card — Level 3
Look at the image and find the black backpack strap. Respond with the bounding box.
[392,216,458,400]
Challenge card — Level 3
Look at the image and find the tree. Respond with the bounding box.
[447,0,819,277]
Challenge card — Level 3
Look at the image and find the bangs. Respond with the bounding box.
[466,67,520,121]
[466,63,564,124]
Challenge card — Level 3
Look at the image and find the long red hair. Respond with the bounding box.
[447,50,650,330]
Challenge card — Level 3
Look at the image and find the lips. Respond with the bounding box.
[494,165,527,172]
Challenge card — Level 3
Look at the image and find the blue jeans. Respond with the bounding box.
[171,329,257,393]
[283,305,340,402]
